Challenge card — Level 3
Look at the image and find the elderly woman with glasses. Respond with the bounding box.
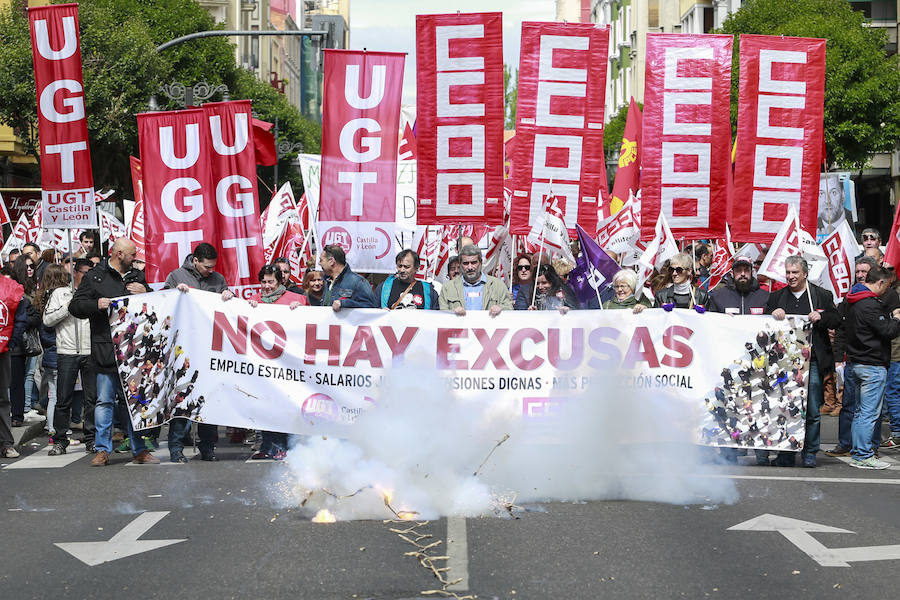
[653,252,709,311]
[603,269,651,313]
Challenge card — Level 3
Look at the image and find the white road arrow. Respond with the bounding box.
[55,511,187,566]
[729,513,900,567]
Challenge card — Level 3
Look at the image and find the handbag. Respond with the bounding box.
[23,327,42,357]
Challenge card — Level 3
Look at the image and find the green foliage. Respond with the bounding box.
[719,0,900,168]
[0,0,319,194]
[603,102,642,155]
[504,63,518,130]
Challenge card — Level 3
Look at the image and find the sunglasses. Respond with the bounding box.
[670,266,688,275]
[516,265,532,271]
[863,234,880,241]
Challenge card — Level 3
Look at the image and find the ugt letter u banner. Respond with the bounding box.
[29,3,97,229]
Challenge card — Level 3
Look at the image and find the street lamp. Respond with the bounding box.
[149,81,229,110]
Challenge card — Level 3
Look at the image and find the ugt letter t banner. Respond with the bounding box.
[319,50,405,273]
[29,3,97,229]
[641,34,732,241]
[416,12,505,225]
[730,35,826,243]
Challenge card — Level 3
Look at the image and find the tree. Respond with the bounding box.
[603,103,630,156]
[504,64,518,130]
[719,0,900,169]
[0,0,319,194]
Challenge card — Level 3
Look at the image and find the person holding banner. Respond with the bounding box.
[248,264,306,460]
[514,265,579,313]
[766,256,841,468]
[374,250,438,311]
[163,243,235,463]
[69,238,155,466]
[438,245,512,317]
[302,269,325,306]
[602,270,651,313]
[319,245,378,311]
[653,253,709,311]
[511,254,534,302]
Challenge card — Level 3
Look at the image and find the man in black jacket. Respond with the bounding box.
[708,256,770,466]
[69,239,156,466]
[765,255,841,467]
[843,266,900,469]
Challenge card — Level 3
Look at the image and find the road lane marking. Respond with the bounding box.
[4,444,87,469]
[445,517,469,592]
[709,474,900,485]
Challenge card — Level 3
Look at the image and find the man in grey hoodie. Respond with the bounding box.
[163,243,234,462]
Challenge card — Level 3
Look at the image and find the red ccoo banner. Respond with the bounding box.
[510,21,609,237]
[641,34,732,241]
[28,3,96,229]
[730,35,826,243]
[415,12,505,225]
[318,49,405,272]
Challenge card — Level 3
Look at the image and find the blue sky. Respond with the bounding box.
[349,1,555,104]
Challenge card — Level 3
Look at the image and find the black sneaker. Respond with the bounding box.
[824,445,850,457]
[199,451,218,462]
[85,443,97,454]
[48,443,67,456]
[170,452,189,464]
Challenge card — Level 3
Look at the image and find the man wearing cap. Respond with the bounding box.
[707,256,771,465]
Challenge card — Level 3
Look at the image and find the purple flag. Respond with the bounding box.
[570,224,621,305]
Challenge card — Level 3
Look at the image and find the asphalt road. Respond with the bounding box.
[3,420,900,600]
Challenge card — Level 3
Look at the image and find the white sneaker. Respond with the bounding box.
[1,447,20,458]
[23,410,42,422]
[849,456,891,470]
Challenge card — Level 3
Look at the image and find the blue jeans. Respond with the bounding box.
[850,363,889,460]
[803,360,824,454]
[24,354,38,411]
[840,361,881,449]
[95,372,148,456]
[883,361,900,436]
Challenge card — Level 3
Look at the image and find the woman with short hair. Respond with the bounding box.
[653,252,709,310]
[603,269,651,313]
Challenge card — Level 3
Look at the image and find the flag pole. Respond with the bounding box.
[508,234,516,292]
[531,230,545,308]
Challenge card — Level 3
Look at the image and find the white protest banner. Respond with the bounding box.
[112,290,812,452]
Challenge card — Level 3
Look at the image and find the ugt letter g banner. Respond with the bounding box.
[29,3,97,229]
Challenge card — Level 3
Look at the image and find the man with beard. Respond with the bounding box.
[374,249,438,310]
[708,256,771,465]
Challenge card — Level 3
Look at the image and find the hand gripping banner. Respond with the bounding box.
[28,3,97,229]
[113,290,813,453]
[509,22,609,236]
[319,50,405,272]
[730,35,826,243]
[415,12,505,225]
[641,34,733,241]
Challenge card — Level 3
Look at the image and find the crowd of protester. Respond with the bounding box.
[1,226,898,472]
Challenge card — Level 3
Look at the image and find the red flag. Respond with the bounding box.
[705,227,736,290]
[252,118,277,166]
[510,21,609,236]
[883,195,900,269]
[641,34,733,241]
[318,49,405,272]
[28,3,96,229]
[0,276,23,353]
[0,192,11,226]
[415,12,505,225]
[128,157,146,261]
[201,100,266,290]
[608,98,642,216]
[730,35,826,243]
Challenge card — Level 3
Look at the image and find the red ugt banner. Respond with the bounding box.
[201,101,266,290]
[730,35,826,243]
[28,3,96,229]
[138,109,217,287]
[416,12,505,225]
[320,50,405,222]
[641,34,732,241]
[510,22,609,237]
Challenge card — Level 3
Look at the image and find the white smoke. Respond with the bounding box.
[273,360,739,520]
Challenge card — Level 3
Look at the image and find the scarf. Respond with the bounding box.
[260,285,286,303]
[673,281,692,295]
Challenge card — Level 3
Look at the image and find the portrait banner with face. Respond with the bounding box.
[816,172,855,243]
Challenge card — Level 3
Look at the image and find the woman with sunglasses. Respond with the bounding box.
[653,252,709,311]
[9,255,42,427]
[511,254,534,302]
